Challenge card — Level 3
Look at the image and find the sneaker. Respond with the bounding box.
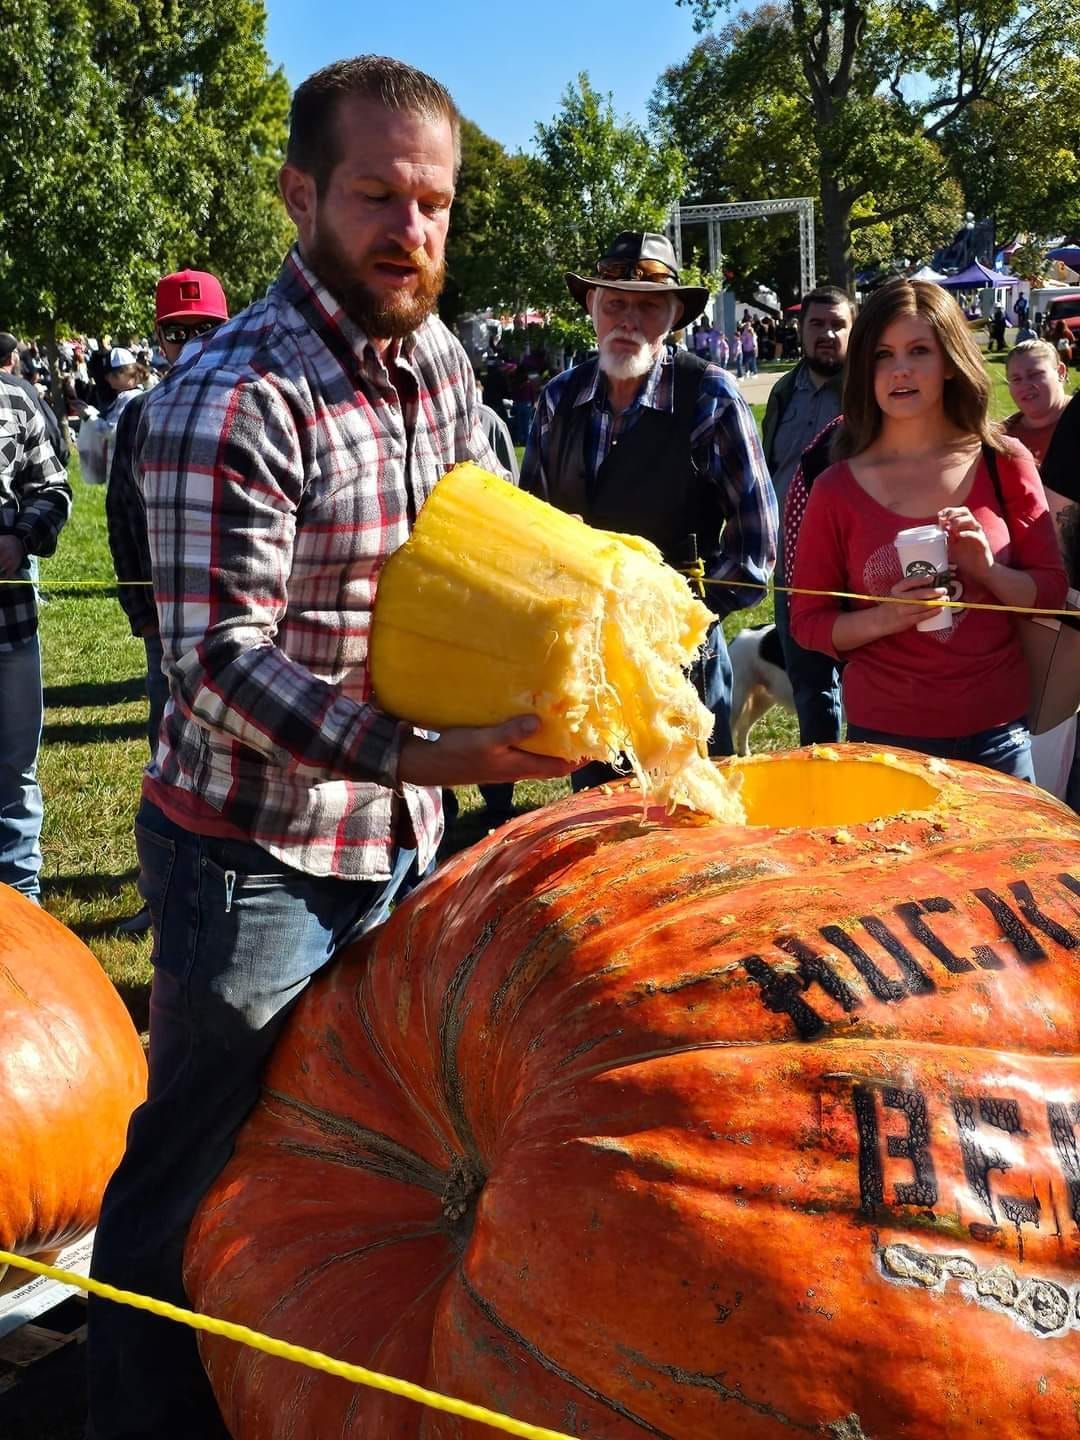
[116,904,152,936]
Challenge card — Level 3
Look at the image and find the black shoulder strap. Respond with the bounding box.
[982,441,1004,512]
[672,349,709,424]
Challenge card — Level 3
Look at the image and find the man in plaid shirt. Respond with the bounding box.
[0,375,71,900]
[88,56,571,1440]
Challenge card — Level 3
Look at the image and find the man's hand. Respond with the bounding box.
[398,715,578,788]
[0,535,26,577]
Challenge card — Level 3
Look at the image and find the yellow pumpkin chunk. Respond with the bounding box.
[370,463,744,821]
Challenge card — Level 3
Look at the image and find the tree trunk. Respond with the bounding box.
[819,170,855,293]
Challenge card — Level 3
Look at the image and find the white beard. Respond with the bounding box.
[597,334,661,382]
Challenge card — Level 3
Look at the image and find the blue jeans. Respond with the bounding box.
[773,571,842,745]
[572,622,733,791]
[0,634,44,899]
[143,631,169,757]
[845,719,1035,781]
[86,798,415,1439]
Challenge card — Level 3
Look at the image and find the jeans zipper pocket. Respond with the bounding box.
[224,869,237,914]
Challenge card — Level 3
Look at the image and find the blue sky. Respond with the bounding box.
[264,0,705,154]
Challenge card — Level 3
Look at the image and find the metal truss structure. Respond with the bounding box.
[668,198,817,298]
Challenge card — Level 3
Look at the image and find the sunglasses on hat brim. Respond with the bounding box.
[158,319,220,345]
[594,259,679,284]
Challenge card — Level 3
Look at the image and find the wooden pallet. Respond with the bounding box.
[0,1295,87,1395]
[0,1233,94,1393]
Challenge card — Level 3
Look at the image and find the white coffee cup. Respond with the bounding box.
[894,524,952,632]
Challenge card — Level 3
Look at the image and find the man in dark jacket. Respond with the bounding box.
[0,332,69,468]
[760,286,852,743]
[521,231,777,778]
[105,269,230,933]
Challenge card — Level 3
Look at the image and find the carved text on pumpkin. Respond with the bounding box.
[740,871,1079,1040]
[853,1084,1080,1237]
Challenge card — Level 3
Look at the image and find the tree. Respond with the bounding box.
[1007,239,1051,288]
[441,77,687,354]
[529,75,687,341]
[0,0,290,415]
[442,120,551,331]
[671,0,1080,289]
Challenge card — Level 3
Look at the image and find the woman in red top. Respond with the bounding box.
[791,279,1067,779]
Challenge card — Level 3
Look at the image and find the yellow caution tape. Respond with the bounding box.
[0,1249,574,1440]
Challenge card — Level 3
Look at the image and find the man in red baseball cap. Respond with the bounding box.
[106,268,229,933]
[154,268,229,351]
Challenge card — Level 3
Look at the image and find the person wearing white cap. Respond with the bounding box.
[101,346,142,421]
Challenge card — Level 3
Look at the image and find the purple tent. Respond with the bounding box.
[935,260,1018,289]
[1047,245,1080,270]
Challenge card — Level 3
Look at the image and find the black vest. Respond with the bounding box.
[541,352,723,572]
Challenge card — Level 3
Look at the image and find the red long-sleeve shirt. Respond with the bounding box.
[790,443,1067,737]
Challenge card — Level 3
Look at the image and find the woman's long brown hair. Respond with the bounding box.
[834,279,1005,459]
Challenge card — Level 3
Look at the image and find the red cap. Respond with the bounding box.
[155,270,229,324]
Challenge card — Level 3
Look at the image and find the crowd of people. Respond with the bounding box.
[0,49,1077,1440]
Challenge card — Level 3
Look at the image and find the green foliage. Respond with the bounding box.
[528,75,687,322]
[443,76,687,350]
[1007,238,1051,287]
[666,0,1079,291]
[0,0,290,340]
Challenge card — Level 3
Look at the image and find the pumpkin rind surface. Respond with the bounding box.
[186,748,1080,1438]
[0,887,147,1284]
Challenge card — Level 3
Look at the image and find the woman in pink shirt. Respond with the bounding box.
[791,279,1067,778]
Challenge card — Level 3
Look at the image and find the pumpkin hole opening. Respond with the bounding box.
[731,755,942,829]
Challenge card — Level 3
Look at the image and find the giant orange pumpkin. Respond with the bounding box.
[186,747,1080,1438]
[0,888,147,1288]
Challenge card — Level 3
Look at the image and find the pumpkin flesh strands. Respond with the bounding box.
[369,463,747,823]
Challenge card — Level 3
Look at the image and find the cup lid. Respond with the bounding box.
[894,524,945,544]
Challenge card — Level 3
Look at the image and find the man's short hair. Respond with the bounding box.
[0,333,18,365]
[286,54,461,196]
[799,286,854,323]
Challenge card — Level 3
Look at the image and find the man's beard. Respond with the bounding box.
[806,345,844,379]
[307,221,445,339]
[597,333,662,382]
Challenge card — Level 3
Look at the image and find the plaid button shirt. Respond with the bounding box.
[0,377,72,651]
[521,349,777,616]
[137,247,503,880]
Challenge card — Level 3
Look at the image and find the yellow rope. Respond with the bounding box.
[0,1249,574,1440]
[11,572,1077,620]
[685,574,1079,620]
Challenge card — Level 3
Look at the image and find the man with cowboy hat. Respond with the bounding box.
[521,230,777,784]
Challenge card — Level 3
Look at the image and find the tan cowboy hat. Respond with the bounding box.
[566,231,710,331]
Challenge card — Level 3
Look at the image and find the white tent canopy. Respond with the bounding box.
[909,264,946,281]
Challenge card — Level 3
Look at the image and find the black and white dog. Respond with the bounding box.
[728,623,796,755]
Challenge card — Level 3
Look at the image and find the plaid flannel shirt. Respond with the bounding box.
[0,376,72,650]
[521,350,777,617]
[137,247,503,880]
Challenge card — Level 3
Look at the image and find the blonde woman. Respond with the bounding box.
[791,279,1067,778]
